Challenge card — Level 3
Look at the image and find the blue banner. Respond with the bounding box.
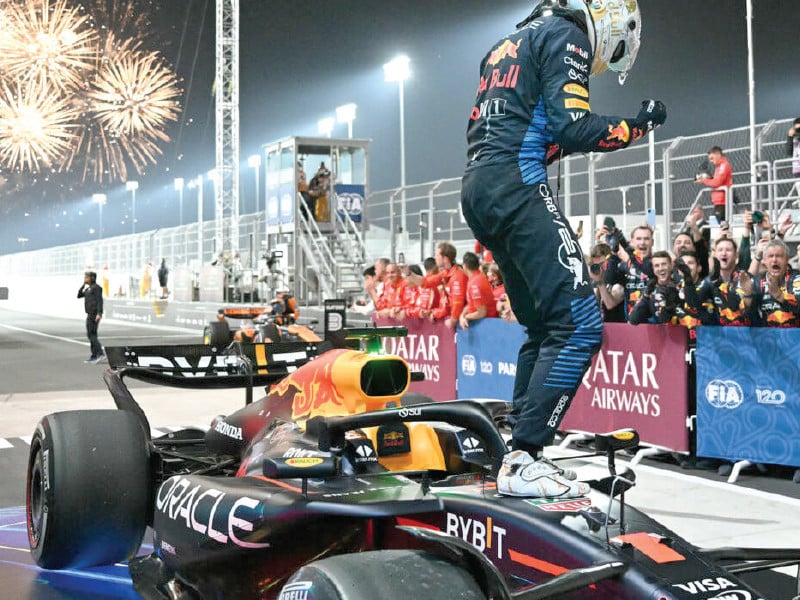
[456,318,525,401]
[334,184,364,223]
[696,327,800,466]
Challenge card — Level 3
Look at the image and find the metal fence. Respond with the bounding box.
[2,118,799,287]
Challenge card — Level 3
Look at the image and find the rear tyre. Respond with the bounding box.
[279,549,485,600]
[26,410,150,569]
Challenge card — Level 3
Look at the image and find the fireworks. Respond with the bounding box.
[0,0,98,92]
[0,0,182,182]
[0,78,77,172]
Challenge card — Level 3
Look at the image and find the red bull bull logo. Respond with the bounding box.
[487,39,521,65]
[606,121,631,143]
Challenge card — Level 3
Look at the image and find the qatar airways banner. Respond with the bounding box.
[561,323,690,452]
[696,328,800,466]
[373,317,457,401]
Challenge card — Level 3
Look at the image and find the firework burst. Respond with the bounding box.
[0,0,98,93]
[0,78,77,172]
[0,0,183,185]
[60,33,182,183]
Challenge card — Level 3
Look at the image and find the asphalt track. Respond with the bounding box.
[1,306,799,598]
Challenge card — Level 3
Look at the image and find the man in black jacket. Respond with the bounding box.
[461,0,666,497]
[78,270,104,363]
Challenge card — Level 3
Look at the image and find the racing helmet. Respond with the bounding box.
[518,0,641,85]
[587,0,641,84]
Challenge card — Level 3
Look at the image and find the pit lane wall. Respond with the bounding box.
[455,319,800,467]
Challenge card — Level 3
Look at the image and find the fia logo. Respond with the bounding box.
[462,354,476,376]
[705,379,744,409]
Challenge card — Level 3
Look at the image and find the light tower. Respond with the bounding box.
[215,0,240,257]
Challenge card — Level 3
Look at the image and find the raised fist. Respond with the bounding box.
[637,99,667,131]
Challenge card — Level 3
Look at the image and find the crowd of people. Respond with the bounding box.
[590,204,798,337]
[352,241,508,329]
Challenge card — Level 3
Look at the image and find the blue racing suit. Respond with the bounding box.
[461,14,655,452]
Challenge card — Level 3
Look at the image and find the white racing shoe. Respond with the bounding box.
[497,450,589,498]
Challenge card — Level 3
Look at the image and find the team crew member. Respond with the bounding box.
[78,270,105,363]
[690,237,752,327]
[628,251,680,326]
[744,239,800,327]
[459,251,498,329]
[617,225,655,318]
[418,242,467,328]
[460,0,665,497]
[375,263,406,319]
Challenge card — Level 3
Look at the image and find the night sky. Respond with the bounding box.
[3,0,799,252]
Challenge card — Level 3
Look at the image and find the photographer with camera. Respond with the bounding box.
[787,117,800,178]
[587,242,625,322]
[695,146,733,224]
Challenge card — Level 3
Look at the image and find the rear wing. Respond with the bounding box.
[105,341,328,388]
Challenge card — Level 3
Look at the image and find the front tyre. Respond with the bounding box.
[279,550,485,600]
[26,410,150,569]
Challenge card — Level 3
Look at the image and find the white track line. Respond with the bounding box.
[0,322,87,346]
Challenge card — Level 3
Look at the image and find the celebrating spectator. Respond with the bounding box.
[689,237,753,326]
[617,225,655,318]
[629,251,680,325]
[459,251,497,329]
[745,239,800,327]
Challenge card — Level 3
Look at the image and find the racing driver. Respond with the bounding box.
[460,0,666,498]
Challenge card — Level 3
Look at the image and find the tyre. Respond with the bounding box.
[208,320,232,346]
[278,549,485,600]
[26,410,150,569]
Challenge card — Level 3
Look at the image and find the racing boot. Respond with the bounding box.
[497,450,589,498]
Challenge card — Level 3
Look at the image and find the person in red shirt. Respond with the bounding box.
[375,263,406,319]
[394,264,423,321]
[484,262,506,303]
[459,252,498,329]
[696,146,733,224]
[474,240,493,264]
[418,242,467,328]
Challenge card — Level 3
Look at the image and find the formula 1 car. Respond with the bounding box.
[26,328,800,599]
[204,304,320,346]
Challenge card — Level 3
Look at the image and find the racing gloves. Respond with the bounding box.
[634,99,667,134]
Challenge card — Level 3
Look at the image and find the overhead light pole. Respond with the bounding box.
[188,175,204,265]
[336,103,357,138]
[317,117,335,138]
[126,180,139,234]
[383,54,411,238]
[248,154,262,266]
[174,178,185,226]
[92,193,107,239]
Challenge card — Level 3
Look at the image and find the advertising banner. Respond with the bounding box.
[696,327,800,466]
[373,317,456,401]
[456,318,525,401]
[561,323,689,452]
[334,184,365,223]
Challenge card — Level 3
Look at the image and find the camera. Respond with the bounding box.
[589,263,602,275]
[696,159,714,180]
[603,217,619,251]
[752,211,764,224]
